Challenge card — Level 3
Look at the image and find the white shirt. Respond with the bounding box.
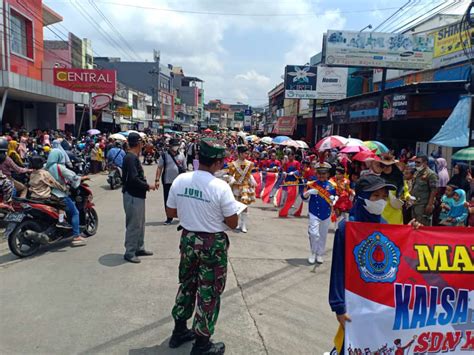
[167,170,238,233]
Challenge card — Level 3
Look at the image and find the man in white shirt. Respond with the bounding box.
[166,138,238,355]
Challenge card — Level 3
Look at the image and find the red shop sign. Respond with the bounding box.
[53,68,117,94]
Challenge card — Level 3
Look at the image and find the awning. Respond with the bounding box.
[429,95,470,147]
[272,116,297,135]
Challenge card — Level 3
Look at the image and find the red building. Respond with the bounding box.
[0,0,87,132]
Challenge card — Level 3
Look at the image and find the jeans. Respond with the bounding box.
[64,196,80,236]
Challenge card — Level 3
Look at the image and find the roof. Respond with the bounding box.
[42,4,63,26]
[44,41,69,50]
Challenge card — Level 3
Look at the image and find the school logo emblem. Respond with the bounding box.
[354,232,400,283]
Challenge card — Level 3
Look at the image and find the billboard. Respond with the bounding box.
[272,116,296,135]
[53,68,116,94]
[284,65,317,99]
[343,222,473,354]
[315,66,348,100]
[324,30,434,70]
[430,20,473,69]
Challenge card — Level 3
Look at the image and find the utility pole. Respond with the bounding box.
[376,68,387,141]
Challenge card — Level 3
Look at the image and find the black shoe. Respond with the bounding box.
[124,255,141,263]
[136,250,153,256]
[56,221,73,229]
[169,329,195,348]
[190,341,225,355]
[163,219,173,225]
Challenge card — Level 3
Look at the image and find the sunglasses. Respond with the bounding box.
[415,161,422,165]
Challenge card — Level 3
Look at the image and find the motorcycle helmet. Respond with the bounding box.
[0,137,8,152]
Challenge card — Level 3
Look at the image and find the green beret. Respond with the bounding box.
[199,138,226,159]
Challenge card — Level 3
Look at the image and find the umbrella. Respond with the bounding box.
[315,135,348,151]
[363,141,389,155]
[261,136,273,145]
[204,128,213,134]
[294,140,309,149]
[344,138,365,147]
[452,147,474,161]
[340,145,370,154]
[272,136,291,144]
[110,133,126,141]
[88,129,101,135]
[279,139,300,149]
[245,135,259,142]
[237,131,247,138]
[353,150,380,162]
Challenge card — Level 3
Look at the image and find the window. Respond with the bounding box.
[132,95,138,109]
[10,10,33,59]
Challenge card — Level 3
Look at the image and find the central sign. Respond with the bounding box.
[53,68,117,94]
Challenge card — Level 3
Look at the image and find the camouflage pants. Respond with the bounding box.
[171,230,229,337]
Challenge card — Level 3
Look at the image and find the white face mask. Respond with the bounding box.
[364,199,387,215]
[415,166,423,172]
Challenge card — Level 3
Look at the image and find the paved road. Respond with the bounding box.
[0,166,338,354]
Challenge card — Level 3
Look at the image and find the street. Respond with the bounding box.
[0,166,337,355]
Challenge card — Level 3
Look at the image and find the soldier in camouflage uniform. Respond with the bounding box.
[166,138,239,355]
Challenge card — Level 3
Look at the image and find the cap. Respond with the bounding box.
[315,162,332,171]
[355,175,396,195]
[127,132,141,146]
[169,138,180,147]
[237,145,248,154]
[199,138,226,159]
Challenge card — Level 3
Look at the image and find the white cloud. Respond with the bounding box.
[235,70,271,87]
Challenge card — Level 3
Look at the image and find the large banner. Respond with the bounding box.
[324,30,433,70]
[284,65,317,99]
[316,66,348,100]
[344,222,473,354]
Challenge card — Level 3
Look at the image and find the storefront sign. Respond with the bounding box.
[91,94,112,110]
[344,222,473,353]
[53,68,116,94]
[284,65,318,99]
[273,116,297,135]
[316,66,348,100]
[101,112,114,123]
[430,20,474,68]
[116,106,132,117]
[234,112,244,121]
[383,94,408,120]
[324,30,433,70]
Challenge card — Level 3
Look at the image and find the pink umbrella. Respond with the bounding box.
[353,150,380,162]
[315,135,348,151]
[340,145,370,154]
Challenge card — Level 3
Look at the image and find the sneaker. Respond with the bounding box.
[163,219,173,225]
[169,329,195,348]
[316,255,324,264]
[190,341,225,355]
[308,253,316,265]
[136,250,153,256]
[124,255,141,263]
[71,237,86,247]
[56,221,73,229]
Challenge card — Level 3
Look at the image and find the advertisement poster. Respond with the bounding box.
[284,65,318,99]
[316,66,348,100]
[272,116,296,135]
[324,30,433,70]
[344,222,473,354]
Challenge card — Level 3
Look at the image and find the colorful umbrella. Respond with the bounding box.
[363,141,389,154]
[245,135,259,142]
[452,147,474,161]
[272,136,291,144]
[340,145,369,154]
[87,129,101,135]
[344,138,365,147]
[315,135,348,151]
[110,133,126,141]
[294,140,309,149]
[353,150,380,162]
[261,136,273,145]
[203,128,213,134]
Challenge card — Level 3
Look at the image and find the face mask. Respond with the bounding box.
[363,199,387,215]
[415,166,423,172]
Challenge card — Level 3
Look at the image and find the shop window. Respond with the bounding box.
[10,10,33,59]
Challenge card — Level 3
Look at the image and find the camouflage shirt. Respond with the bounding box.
[412,167,438,206]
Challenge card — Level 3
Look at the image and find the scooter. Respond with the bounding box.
[107,165,122,190]
[4,183,99,258]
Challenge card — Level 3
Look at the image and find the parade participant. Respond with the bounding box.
[122,133,155,263]
[227,145,256,233]
[166,138,239,355]
[265,151,281,172]
[155,138,186,225]
[302,162,336,264]
[411,155,438,226]
[330,166,354,223]
[378,154,404,225]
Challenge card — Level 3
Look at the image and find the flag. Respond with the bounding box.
[262,172,278,203]
[279,185,299,217]
[252,172,263,198]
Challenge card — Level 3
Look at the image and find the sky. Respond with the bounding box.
[43,0,469,106]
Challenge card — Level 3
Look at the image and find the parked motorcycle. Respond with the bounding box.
[5,182,98,258]
[107,165,122,190]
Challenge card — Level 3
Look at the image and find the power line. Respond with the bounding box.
[372,0,413,32]
[377,0,421,33]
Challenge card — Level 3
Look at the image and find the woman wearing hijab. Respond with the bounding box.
[433,158,450,226]
[46,149,88,247]
[448,163,471,196]
[52,139,71,168]
[7,140,24,167]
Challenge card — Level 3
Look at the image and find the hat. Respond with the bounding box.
[335,166,345,173]
[355,175,396,195]
[169,138,180,147]
[127,132,141,146]
[315,162,332,172]
[237,145,248,154]
[379,153,399,166]
[199,138,226,159]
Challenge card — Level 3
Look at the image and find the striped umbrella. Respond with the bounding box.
[363,141,389,155]
[315,135,348,151]
[452,147,474,161]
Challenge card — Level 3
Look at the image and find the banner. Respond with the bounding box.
[324,30,433,70]
[273,116,297,135]
[316,66,348,100]
[284,65,317,99]
[344,222,473,354]
[261,172,278,203]
[53,68,116,94]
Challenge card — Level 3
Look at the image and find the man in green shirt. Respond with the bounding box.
[411,155,438,226]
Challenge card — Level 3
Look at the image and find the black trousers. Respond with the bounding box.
[163,183,172,220]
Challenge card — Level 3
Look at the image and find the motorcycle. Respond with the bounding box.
[107,165,122,190]
[4,182,99,258]
[144,152,154,165]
